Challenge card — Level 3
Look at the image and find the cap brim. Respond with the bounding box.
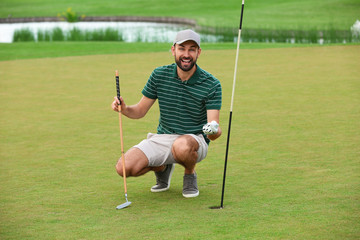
[174,39,200,47]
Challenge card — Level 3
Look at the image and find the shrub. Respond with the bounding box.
[13,28,35,42]
[37,30,52,41]
[52,27,65,41]
[57,8,85,23]
[67,28,85,41]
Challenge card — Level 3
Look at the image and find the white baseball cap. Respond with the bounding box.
[173,29,200,47]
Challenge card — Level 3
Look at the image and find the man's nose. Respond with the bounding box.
[183,50,190,57]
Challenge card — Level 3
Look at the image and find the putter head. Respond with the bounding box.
[209,206,223,210]
[116,201,132,210]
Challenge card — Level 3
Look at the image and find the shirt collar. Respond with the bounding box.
[172,63,201,85]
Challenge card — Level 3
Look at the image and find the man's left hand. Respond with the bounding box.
[202,121,219,135]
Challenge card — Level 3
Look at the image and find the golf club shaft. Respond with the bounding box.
[116,70,128,195]
[221,0,245,208]
[118,105,127,194]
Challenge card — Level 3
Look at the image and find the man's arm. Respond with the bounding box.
[206,109,222,141]
[112,95,156,119]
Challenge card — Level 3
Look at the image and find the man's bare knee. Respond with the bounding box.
[115,159,129,177]
[115,148,149,177]
[172,135,199,165]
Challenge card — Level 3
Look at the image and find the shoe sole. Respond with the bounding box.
[182,191,199,198]
[150,164,175,193]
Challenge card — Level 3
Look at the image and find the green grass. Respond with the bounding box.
[2,42,358,62]
[1,45,359,239]
[0,0,359,30]
[1,1,359,238]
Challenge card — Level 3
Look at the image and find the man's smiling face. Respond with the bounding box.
[172,40,201,72]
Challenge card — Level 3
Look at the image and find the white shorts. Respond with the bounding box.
[133,133,208,167]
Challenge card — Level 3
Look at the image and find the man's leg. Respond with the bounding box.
[115,147,174,193]
[171,135,199,173]
[115,147,163,177]
[171,135,200,198]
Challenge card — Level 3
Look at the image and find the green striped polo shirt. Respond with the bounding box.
[142,63,222,144]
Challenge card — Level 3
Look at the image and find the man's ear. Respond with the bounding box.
[171,45,176,56]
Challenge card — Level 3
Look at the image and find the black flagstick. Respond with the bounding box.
[211,0,245,210]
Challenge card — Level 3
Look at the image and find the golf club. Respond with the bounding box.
[211,0,245,210]
[115,70,132,210]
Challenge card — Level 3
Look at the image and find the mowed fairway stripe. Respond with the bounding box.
[0,45,359,239]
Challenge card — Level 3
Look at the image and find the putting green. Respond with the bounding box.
[0,45,359,239]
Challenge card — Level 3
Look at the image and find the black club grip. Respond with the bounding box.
[115,70,121,104]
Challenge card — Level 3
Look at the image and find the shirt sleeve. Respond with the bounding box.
[141,70,158,99]
[205,80,222,110]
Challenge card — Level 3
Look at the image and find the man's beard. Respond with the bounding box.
[175,55,197,72]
